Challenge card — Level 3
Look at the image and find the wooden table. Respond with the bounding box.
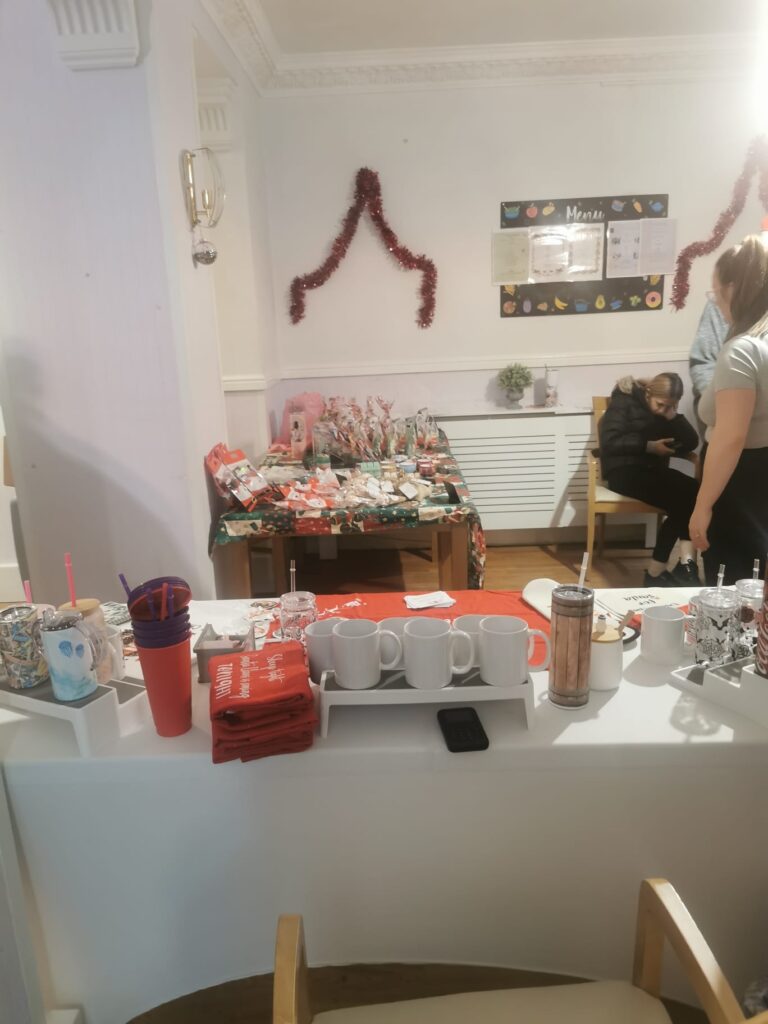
[211,443,484,597]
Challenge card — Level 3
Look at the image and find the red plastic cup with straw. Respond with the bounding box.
[64,553,77,608]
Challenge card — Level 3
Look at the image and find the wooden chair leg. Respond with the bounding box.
[586,506,595,579]
[597,514,606,556]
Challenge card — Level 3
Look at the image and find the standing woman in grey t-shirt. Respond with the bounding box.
[691,235,768,584]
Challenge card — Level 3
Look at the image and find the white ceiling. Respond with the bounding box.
[257,0,758,54]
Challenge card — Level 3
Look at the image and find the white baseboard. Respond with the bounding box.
[0,563,23,601]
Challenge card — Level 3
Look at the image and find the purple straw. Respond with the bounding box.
[118,573,131,600]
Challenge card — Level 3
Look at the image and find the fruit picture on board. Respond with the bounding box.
[498,193,668,318]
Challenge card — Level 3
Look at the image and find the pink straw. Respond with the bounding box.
[23,579,32,604]
[64,552,77,608]
[160,582,168,621]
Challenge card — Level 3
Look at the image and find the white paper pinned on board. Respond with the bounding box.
[606,218,677,278]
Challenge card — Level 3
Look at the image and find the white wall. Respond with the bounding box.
[238,73,762,435]
[0,0,228,604]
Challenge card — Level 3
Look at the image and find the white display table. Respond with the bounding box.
[1,600,767,1024]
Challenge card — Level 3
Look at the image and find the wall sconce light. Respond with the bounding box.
[181,147,225,265]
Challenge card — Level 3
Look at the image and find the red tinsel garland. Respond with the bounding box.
[289,167,437,329]
[671,134,768,310]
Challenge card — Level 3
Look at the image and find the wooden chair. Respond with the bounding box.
[273,879,766,1024]
[587,397,700,579]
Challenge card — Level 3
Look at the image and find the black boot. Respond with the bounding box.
[671,559,702,586]
[643,569,677,587]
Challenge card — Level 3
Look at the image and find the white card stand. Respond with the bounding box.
[0,676,149,757]
[670,657,768,729]
[319,667,534,738]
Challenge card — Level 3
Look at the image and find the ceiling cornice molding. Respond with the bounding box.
[202,0,751,95]
[197,76,237,150]
[47,0,140,70]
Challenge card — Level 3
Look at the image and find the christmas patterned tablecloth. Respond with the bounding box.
[211,441,486,589]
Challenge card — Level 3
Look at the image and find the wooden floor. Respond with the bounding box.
[292,539,652,595]
[128,962,706,1024]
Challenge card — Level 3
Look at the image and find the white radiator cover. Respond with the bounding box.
[439,410,594,531]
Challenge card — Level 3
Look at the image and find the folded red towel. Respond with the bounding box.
[210,643,313,718]
[209,644,317,763]
[212,711,317,764]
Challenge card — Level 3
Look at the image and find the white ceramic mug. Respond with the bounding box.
[331,619,401,690]
[453,614,485,668]
[305,617,346,684]
[640,606,693,667]
[378,617,411,669]
[403,618,474,690]
[478,615,551,686]
[589,631,623,691]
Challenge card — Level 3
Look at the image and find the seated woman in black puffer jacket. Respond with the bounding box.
[599,372,701,586]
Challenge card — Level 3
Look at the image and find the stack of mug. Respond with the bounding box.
[127,576,193,737]
[304,614,550,690]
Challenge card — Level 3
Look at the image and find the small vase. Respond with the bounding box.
[506,388,524,409]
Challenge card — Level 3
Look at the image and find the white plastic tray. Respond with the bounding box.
[0,675,149,756]
[318,667,534,738]
[670,657,768,729]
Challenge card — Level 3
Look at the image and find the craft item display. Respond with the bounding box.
[0,604,50,690]
[39,610,99,702]
[588,616,623,691]
[548,585,594,708]
[478,615,550,687]
[671,133,768,310]
[289,167,437,329]
[497,193,669,318]
[206,443,272,511]
[209,644,317,763]
[214,430,486,590]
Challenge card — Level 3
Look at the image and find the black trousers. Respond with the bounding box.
[702,446,768,585]
[607,466,699,564]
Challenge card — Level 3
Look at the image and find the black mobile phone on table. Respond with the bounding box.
[437,707,489,752]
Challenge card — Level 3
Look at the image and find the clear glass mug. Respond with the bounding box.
[279,591,317,643]
[695,588,739,668]
[734,578,764,657]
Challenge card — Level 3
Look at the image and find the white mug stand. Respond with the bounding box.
[318,667,534,738]
[0,674,149,756]
[670,657,768,729]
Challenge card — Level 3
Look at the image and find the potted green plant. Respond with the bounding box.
[497,363,533,409]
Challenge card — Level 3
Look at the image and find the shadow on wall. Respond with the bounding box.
[0,344,200,604]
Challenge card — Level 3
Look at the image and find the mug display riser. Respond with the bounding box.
[318,667,534,738]
[670,657,768,729]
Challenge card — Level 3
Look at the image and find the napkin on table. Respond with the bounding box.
[404,591,456,610]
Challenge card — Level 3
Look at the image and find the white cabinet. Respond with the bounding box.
[439,411,594,531]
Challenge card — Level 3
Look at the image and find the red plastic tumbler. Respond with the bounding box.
[136,637,192,737]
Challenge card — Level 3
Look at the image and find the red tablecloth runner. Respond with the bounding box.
[314,589,546,629]
[314,590,550,660]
